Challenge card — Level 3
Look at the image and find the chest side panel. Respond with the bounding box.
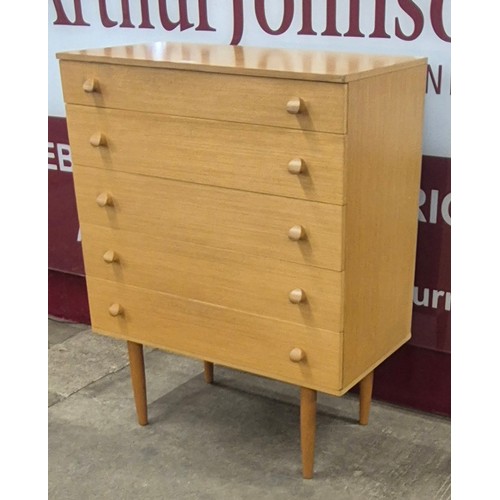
[342,64,427,389]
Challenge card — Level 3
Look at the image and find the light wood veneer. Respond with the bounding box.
[73,166,345,270]
[59,60,347,133]
[66,104,346,204]
[88,276,343,393]
[58,42,427,479]
[81,224,344,331]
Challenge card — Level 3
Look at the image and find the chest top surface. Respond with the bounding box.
[57,42,426,83]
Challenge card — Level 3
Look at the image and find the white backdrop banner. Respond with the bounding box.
[48,0,450,158]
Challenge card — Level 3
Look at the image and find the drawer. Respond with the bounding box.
[73,166,345,270]
[66,105,346,204]
[87,277,343,394]
[60,61,347,133]
[82,224,344,331]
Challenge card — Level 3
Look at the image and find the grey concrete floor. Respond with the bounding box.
[48,318,450,499]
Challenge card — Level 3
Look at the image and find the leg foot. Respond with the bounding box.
[127,341,148,426]
[203,361,214,384]
[300,387,317,479]
[359,370,374,425]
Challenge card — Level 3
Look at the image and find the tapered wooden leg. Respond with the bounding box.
[203,361,214,384]
[300,387,317,479]
[359,370,374,425]
[127,341,148,426]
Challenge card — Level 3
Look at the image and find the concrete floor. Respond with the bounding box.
[48,318,450,499]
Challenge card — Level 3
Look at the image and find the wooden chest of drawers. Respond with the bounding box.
[57,42,427,478]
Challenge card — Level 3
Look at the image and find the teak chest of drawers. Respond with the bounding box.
[57,42,427,479]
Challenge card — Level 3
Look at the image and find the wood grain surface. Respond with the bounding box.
[57,42,426,83]
[65,104,346,204]
[87,277,343,394]
[60,60,347,133]
[342,64,427,386]
[81,224,344,330]
[73,166,345,270]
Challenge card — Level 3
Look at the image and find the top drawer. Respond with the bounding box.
[59,61,347,134]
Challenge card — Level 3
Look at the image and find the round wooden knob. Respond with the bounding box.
[103,250,119,264]
[289,348,305,362]
[289,288,306,304]
[288,225,306,241]
[96,192,113,207]
[90,132,107,147]
[286,97,303,114]
[108,303,123,317]
[288,158,305,175]
[83,78,99,93]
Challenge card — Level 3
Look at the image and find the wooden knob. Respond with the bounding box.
[289,348,305,362]
[96,192,113,207]
[83,78,99,93]
[103,250,119,263]
[286,97,303,114]
[108,303,123,317]
[288,158,305,175]
[289,288,306,304]
[288,225,306,241]
[89,132,107,147]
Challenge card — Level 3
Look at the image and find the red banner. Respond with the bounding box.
[413,156,451,352]
[48,117,84,275]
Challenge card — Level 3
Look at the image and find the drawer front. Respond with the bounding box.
[87,277,343,393]
[60,60,347,133]
[66,105,346,204]
[73,166,345,270]
[82,224,344,331]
